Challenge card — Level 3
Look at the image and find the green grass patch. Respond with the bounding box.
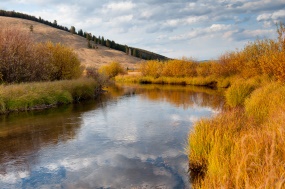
[0,78,99,113]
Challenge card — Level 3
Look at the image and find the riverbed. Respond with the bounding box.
[0,84,224,188]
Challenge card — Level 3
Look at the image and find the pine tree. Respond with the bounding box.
[98,36,101,44]
[102,36,105,46]
[106,39,111,48]
[78,29,83,36]
[125,45,129,54]
[70,26,76,34]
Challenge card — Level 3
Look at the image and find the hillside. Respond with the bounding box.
[0,16,143,69]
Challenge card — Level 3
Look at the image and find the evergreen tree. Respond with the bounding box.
[78,29,83,36]
[106,39,111,48]
[86,33,92,41]
[125,45,129,54]
[70,26,76,34]
[133,48,136,57]
[53,20,57,26]
[111,40,116,49]
[102,36,105,46]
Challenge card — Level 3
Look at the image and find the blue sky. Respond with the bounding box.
[1,0,285,60]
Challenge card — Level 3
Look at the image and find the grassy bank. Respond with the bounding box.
[188,82,285,188]
[0,78,101,114]
[186,23,285,188]
[115,75,230,88]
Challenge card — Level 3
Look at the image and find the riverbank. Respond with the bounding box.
[0,78,102,114]
[188,81,285,188]
[115,75,231,88]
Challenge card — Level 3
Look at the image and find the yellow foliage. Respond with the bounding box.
[99,61,126,78]
[42,41,83,80]
[140,60,163,78]
[0,29,83,83]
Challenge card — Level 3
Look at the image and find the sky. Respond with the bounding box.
[1,0,285,60]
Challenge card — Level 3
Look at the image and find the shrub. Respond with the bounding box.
[99,61,126,78]
[0,29,83,83]
[40,41,83,80]
[140,60,163,78]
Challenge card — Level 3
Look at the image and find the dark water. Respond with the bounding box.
[0,84,224,189]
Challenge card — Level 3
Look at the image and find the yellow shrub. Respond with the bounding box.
[140,60,163,78]
[99,61,126,78]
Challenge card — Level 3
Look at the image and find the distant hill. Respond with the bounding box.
[0,16,145,69]
[0,10,169,68]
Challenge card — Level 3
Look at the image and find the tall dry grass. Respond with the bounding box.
[188,23,285,188]
[188,98,285,188]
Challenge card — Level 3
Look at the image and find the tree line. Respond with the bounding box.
[0,10,168,61]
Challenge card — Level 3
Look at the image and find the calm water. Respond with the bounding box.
[0,84,224,189]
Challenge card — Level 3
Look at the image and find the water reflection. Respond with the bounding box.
[0,84,224,188]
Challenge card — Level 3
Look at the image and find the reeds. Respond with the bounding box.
[188,81,285,188]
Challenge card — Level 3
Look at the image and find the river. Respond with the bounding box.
[0,84,224,189]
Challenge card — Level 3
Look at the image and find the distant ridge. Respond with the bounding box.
[0,10,168,61]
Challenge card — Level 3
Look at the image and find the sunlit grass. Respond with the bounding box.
[188,81,285,188]
[0,78,99,113]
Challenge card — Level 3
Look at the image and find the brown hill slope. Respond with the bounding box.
[0,16,143,69]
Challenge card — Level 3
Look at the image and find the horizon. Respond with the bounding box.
[0,0,285,60]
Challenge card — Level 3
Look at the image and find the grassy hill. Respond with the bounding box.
[0,16,143,69]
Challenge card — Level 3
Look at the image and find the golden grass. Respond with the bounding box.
[115,75,219,87]
[224,79,256,107]
[188,81,285,188]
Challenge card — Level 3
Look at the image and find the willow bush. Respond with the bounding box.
[0,28,83,83]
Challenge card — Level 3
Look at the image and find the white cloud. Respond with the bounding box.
[170,24,232,41]
[105,1,135,12]
[1,0,285,59]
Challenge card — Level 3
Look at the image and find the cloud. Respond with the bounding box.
[105,1,135,11]
[1,0,285,59]
[170,24,232,41]
[257,9,285,28]
[224,28,275,41]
